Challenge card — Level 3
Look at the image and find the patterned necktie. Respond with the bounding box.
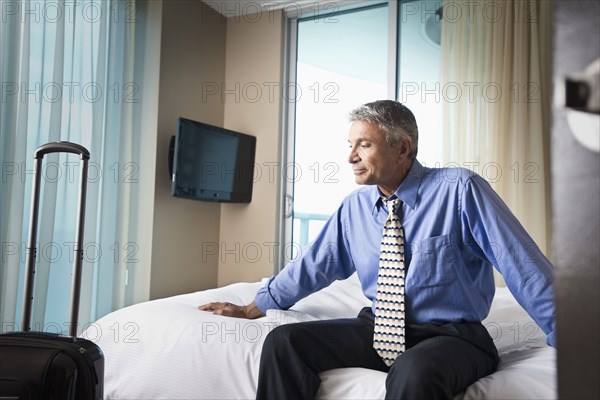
[373,197,406,367]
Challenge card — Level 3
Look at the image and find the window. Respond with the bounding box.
[280,0,442,263]
[0,0,143,334]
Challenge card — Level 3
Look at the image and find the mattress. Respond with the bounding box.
[84,273,556,399]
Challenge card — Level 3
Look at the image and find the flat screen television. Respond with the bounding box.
[169,117,257,203]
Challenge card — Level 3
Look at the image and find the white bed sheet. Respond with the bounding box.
[84,274,556,400]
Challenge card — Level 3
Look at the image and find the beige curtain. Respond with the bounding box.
[440,0,553,257]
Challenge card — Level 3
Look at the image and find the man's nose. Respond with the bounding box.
[348,148,359,164]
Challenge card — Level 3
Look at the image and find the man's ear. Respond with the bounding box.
[397,138,412,160]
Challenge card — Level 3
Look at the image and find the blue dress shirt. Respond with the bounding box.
[255,160,556,347]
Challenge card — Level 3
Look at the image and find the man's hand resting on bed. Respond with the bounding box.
[198,300,264,319]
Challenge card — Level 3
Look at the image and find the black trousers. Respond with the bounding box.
[256,308,499,400]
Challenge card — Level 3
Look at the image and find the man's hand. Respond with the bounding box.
[197,300,264,319]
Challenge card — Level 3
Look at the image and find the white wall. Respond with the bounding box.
[127,0,163,305]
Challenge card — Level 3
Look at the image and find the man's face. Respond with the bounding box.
[347,120,409,196]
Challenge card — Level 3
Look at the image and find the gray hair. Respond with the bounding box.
[348,100,419,160]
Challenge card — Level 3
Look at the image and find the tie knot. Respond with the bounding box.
[383,197,400,215]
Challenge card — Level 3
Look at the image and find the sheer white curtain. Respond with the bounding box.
[440,0,552,256]
[1,0,141,334]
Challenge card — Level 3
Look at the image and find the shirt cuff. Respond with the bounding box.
[254,276,283,313]
[546,330,557,348]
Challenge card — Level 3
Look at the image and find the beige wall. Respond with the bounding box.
[218,11,285,286]
[1,0,285,320]
[150,0,228,300]
[145,2,286,298]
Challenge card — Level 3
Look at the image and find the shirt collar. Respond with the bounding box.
[394,159,423,210]
[368,159,424,213]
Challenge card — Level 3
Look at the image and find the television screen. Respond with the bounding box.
[171,118,256,203]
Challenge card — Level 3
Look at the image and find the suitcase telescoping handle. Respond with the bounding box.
[22,141,90,338]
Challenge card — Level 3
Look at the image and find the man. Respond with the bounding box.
[199,100,556,399]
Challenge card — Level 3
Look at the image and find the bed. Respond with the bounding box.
[83,273,556,399]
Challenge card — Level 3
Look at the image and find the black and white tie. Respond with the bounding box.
[373,197,406,367]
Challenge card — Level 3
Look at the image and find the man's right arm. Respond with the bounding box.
[254,206,355,313]
[198,203,355,319]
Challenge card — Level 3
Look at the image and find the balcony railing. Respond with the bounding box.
[293,212,329,247]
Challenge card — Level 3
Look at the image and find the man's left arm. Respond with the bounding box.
[460,175,556,347]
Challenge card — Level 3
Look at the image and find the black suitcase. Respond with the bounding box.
[0,141,104,400]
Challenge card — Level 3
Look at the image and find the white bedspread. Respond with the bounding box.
[84,274,556,399]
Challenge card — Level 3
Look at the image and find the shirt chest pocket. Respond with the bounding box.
[407,235,458,288]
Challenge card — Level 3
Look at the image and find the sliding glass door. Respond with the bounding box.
[280,0,442,265]
[282,3,392,261]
